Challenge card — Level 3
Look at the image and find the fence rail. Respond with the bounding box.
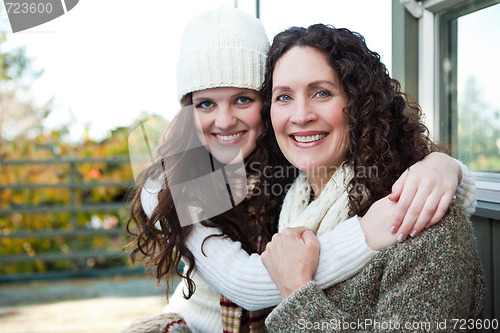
[0,157,141,282]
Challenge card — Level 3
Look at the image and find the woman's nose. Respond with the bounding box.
[290,99,318,125]
[214,105,237,130]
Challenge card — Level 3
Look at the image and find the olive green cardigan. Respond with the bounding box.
[265,205,485,332]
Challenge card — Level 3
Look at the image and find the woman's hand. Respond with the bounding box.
[389,152,461,241]
[261,227,320,299]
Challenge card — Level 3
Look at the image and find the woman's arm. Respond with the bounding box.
[186,216,376,310]
[140,183,377,310]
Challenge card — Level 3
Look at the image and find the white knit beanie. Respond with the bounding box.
[177,7,270,103]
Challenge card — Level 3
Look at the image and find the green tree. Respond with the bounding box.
[457,76,500,172]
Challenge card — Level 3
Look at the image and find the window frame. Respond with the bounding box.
[419,0,500,218]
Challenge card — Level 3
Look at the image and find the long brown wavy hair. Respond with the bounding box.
[261,24,439,217]
[126,94,296,299]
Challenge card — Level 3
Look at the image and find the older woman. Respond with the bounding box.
[259,24,485,331]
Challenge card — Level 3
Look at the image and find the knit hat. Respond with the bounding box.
[176,7,270,103]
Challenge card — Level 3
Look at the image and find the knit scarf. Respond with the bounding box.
[279,166,354,236]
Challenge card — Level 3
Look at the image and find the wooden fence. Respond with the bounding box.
[0,157,142,282]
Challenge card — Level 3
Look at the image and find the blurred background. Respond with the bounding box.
[0,0,499,332]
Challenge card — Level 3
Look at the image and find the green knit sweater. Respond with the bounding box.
[265,205,485,332]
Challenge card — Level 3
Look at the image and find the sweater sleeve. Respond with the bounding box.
[186,217,377,311]
[264,205,485,332]
[454,159,477,217]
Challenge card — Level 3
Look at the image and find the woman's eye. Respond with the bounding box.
[276,94,291,102]
[236,96,252,104]
[316,91,332,98]
[196,101,214,109]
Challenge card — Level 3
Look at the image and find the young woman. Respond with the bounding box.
[256,24,485,331]
[124,8,475,333]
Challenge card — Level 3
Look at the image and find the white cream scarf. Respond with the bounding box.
[278,166,354,236]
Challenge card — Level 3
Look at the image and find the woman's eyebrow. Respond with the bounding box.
[271,86,291,94]
[272,81,339,94]
[229,90,256,99]
[308,80,338,88]
[192,96,213,103]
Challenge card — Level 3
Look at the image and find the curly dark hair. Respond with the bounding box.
[125,94,296,299]
[261,24,439,216]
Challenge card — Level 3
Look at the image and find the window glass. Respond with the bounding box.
[457,3,500,172]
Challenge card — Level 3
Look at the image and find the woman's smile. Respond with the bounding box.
[290,131,329,146]
[212,130,247,144]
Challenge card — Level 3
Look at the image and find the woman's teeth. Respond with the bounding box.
[293,134,327,143]
[215,132,244,141]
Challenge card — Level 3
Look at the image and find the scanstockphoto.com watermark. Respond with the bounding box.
[247,162,378,184]
[3,0,79,33]
[246,161,378,197]
[296,318,499,331]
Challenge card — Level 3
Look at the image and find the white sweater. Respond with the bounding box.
[163,269,222,332]
[140,159,476,328]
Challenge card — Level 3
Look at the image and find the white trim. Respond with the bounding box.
[418,9,437,138]
[475,181,500,204]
